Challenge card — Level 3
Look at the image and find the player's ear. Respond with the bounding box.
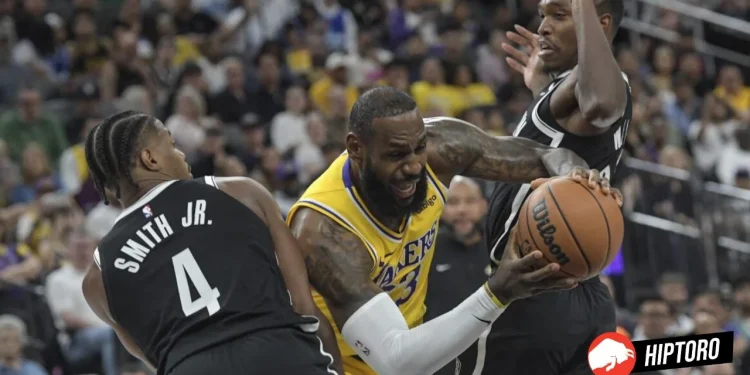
[345,132,364,164]
[600,14,612,35]
[140,148,160,172]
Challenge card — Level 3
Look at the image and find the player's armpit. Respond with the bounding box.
[289,208,382,326]
[81,266,157,371]
[425,117,587,184]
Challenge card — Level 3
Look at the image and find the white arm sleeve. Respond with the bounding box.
[340,286,504,375]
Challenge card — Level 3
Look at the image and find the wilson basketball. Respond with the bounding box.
[516,177,624,280]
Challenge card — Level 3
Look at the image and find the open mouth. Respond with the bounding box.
[539,40,555,56]
[391,181,417,199]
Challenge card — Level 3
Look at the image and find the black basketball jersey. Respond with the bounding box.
[94,176,316,373]
[485,70,632,266]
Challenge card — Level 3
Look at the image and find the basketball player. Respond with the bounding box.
[287,87,617,375]
[80,111,343,375]
[459,0,632,374]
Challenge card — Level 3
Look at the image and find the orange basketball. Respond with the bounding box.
[516,177,624,280]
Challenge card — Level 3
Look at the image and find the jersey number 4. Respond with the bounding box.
[172,248,221,317]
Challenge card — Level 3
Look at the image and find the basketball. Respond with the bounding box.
[516,177,624,280]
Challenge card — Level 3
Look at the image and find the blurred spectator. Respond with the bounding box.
[99,30,151,103]
[476,29,509,93]
[59,117,99,195]
[378,57,410,92]
[166,85,213,154]
[84,190,122,241]
[447,62,496,115]
[315,0,358,55]
[0,314,47,375]
[294,112,328,186]
[14,0,55,59]
[210,57,254,124]
[658,272,694,336]
[692,289,748,358]
[425,177,489,375]
[714,65,750,116]
[411,57,453,116]
[649,45,675,94]
[45,229,117,375]
[270,85,310,154]
[9,143,62,205]
[0,18,35,107]
[117,85,154,115]
[716,126,750,187]
[64,80,103,145]
[0,87,68,164]
[633,294,673,340]
[0,139,20,206]
[309,52,358,118]
[689,94,740,179]
[68,10,110,79]
[252,52,288,123]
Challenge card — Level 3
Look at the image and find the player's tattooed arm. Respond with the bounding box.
[290,208,382,327]
[425,117,588,185]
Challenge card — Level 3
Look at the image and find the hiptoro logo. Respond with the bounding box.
[532,198,570,265]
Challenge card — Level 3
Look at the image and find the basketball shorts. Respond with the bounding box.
[455,279,615,375]
[167,327,335,375]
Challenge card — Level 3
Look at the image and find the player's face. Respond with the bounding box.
[536,0,583,73]
[443,181,487,238]
[357,110,429,218]
[144,121,192,180]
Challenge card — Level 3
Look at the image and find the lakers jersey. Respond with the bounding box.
[287,153,447,375]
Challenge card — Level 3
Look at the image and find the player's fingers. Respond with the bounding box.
[505,31,531,49]
[612,188,624,207]
[505,57,526,75]
[530,177,550,190]
[512,249,546,271]
[499,227,521,261]
[568,166,588,182]
[502,41,529,65]
[587,169,601,189]
[519,261,561,282]
[599,177,611,195]
[514,25,540,47]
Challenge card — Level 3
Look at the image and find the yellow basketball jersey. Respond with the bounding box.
[287,153,447,375]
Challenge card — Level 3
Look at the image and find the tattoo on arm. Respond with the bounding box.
[291,210,381,327]
[426,118,549,184]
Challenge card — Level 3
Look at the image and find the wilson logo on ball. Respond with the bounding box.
[532,198,570,265]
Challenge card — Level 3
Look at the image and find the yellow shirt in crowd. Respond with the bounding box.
[714,86,750,113]
[309,76,359,116]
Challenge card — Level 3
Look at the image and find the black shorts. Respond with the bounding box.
[456,279,616,375]
[167,327,335,375]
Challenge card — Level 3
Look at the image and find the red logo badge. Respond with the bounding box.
[588,332,636,375]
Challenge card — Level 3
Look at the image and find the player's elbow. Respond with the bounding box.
[577,83,628,129]
[580,100,626,129]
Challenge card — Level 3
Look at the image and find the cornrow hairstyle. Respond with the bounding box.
[84,110,156,205]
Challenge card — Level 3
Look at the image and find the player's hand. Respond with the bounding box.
[487,226,578,305]
[530,167,624,207]
[502,25,547,92]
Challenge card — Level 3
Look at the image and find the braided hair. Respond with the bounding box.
[84,110,156,205]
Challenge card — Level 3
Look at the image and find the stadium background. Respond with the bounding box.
[0,0,748,374]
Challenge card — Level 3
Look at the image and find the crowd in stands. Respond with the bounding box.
[0,0,749,373]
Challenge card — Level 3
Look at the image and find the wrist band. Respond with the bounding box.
[483,282,506,309]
